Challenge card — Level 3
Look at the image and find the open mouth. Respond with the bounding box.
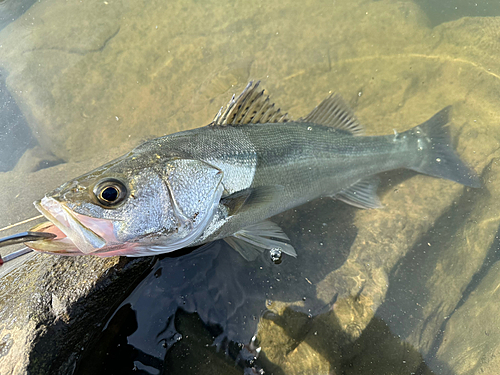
[28,197,116,255]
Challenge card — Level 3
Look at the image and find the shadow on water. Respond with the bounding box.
[74,240,345,374]
[75,277,438,374]
[413,0,500,27]
[0,0,37,32]
[376,165,490,374]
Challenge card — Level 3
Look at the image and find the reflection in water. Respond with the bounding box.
[75,239,437,374]
[75,237,337,374]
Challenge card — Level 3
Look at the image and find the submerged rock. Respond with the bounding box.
[0,0,36,31]
[378,159,500,350]
[375,158,500,375]
[434,261,500,375]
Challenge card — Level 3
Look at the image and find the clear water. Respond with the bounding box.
[1,0,499,374]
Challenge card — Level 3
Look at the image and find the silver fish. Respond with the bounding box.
[24,81,480,260]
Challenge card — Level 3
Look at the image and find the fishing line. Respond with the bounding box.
[0,215,43,232]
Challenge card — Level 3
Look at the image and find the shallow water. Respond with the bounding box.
[1,0,500,374]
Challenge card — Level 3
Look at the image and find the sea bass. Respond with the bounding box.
[23,82,480,260]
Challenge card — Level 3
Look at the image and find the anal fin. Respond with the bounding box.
[224,220,297,261]
[334,177,382,209]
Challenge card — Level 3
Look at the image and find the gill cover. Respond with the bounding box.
[153,158,224,252]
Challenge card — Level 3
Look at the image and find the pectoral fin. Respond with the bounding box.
[221,186,285,216]
[224,220,297,261]
[334,177,382,209]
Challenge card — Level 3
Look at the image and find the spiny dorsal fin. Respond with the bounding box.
[300,94,364,135]
[211,81,289,126]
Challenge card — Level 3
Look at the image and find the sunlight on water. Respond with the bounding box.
[1,0,500,374]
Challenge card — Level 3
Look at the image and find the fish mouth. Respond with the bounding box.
[28,197,117,255]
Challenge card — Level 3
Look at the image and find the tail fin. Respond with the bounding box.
[407,106,481,188]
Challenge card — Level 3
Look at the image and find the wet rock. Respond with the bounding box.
[258,302,338,375]
[263,170,471,371]
[315,172,470,341]
[257,304,436,375]
[12,145,64,174]
[0,253,152,374]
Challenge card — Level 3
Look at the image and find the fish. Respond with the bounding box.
[17,81,479,260]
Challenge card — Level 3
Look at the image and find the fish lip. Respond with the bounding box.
[25,222,83,254]
[33,197,109,254]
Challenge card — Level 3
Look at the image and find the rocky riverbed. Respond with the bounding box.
[1,0,500,373]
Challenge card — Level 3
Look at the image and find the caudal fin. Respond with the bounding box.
[408,106,481,188]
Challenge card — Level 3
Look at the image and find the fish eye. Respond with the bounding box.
[94,179,128,207]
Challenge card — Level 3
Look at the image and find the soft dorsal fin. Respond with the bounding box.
[300,94,364,135]
[211,81,289,126]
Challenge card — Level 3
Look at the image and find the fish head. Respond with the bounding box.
[28,151,224,257]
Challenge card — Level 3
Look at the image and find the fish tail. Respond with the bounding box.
[405,106,481,187]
